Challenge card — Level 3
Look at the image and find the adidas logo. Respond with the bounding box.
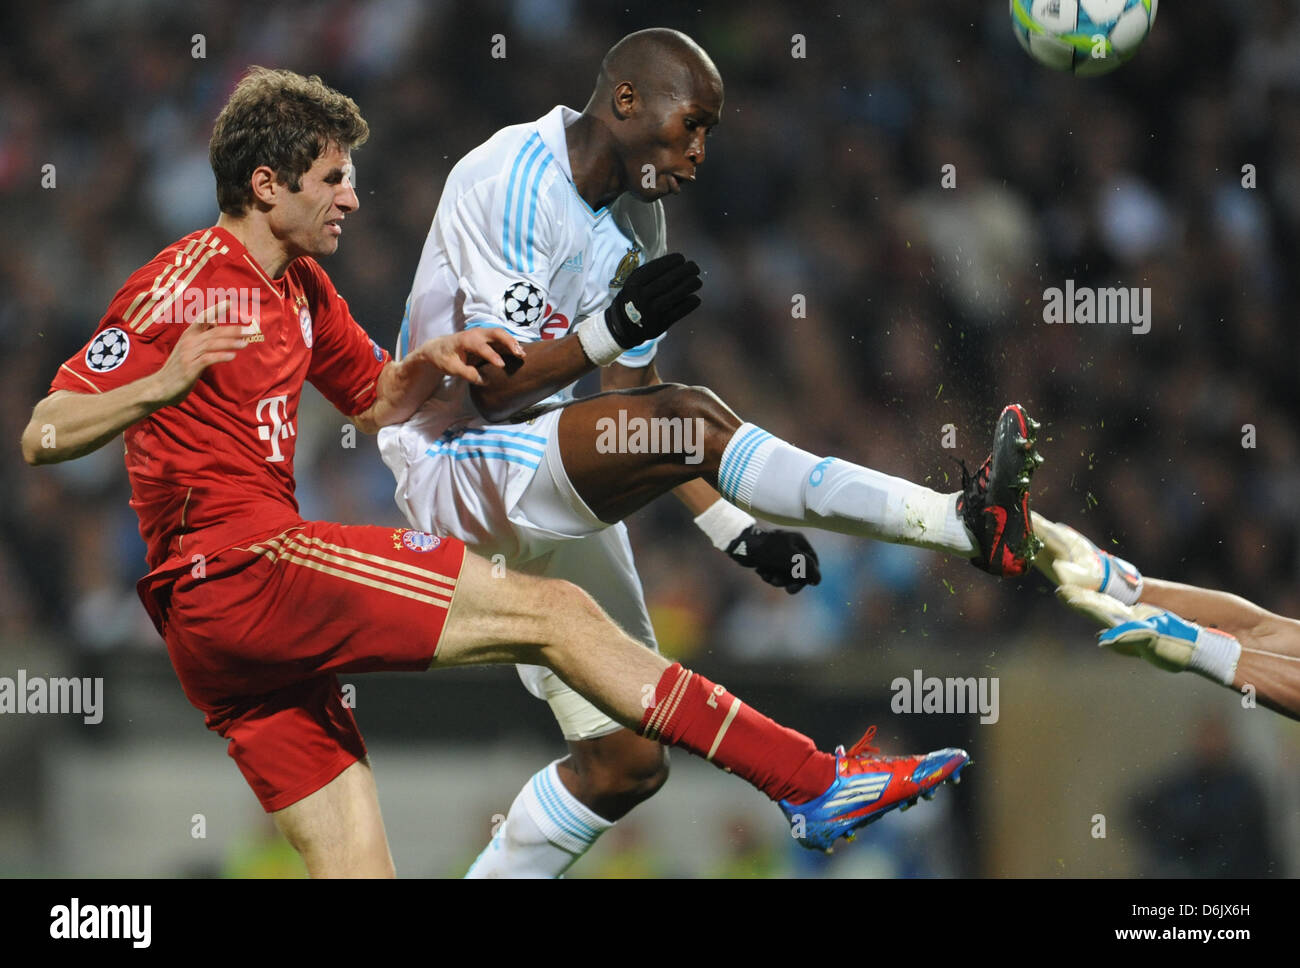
[732,541,747,556]
[561,251,584,272]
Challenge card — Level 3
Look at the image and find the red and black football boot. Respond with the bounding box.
[958,403,1044,577]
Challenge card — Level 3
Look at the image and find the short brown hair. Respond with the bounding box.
[209,67,369,215]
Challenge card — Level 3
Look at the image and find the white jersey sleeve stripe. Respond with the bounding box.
[458,426,549,444]
[502,133,541,271]
[509,140,546,270]
[513,147,551,271]
[505,136,550,272]
[524,156,554,273]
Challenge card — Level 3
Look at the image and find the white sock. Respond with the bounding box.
[464,760,612,878]
[715,423,977,557]
[1189,628,1242,686]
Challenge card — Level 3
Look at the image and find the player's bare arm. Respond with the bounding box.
[1138,578,1284,637]
[1139,579,1300,720]
[356,328,525,433]
[21,308,249,466]
[469,253,701,422]
[469,332,593,422]
[1036,512,1300,720]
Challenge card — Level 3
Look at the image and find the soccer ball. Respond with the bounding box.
[503,281,543,325]
[1011,0,1157,76]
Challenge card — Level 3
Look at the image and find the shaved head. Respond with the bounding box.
[594,28,722,106]
[570,28,723,205]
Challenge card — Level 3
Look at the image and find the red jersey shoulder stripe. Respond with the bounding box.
[121,229,214,330]
[125,229,232,335]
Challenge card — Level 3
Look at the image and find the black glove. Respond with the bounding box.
[603,252,702,349]
[725,525,821,594]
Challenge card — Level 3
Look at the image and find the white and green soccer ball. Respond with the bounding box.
[1011,0,1158,76]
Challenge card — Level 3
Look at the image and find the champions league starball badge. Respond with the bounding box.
[502,281,544,325]
[86,327,130,372]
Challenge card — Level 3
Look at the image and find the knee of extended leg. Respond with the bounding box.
[534,579,607,659]
[636,745,671,798]
[586,743,670,803]
[651,383,733,432]
[548,579,605,623]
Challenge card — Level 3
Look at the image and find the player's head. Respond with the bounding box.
[587,29,723,201]
[209,67,368,259]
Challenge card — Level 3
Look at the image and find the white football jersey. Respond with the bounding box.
[397,104,668,438]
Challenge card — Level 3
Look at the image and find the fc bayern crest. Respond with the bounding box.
[393,529,441,553]
[298,304,313,348]
[86,327,130,372]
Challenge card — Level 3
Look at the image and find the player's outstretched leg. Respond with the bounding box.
[556,387,1044,575]
[436,553,971,858]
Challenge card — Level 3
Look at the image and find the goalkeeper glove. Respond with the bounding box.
[1056,585,1241,685]
[576,253,702,365]
[1032,511,1143,605]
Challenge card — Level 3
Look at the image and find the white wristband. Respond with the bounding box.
[576,315,626,367]
[694,498,757,551]
[1189,628,1242,687]
[1100,553,1144,606]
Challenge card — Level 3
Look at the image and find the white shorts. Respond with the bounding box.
[378,408,658,741]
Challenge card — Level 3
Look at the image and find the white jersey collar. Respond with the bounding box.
[536,104,609,219]
[536,105,582,184]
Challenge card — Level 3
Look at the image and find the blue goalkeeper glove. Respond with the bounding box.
[1056,585,1241,684]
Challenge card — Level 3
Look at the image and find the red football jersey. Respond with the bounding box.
[51,225,391,575]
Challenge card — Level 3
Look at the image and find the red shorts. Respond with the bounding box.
[140,521,467,812]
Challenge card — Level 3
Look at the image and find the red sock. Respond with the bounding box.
[639,663,834,804]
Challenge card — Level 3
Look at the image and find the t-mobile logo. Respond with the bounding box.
[255,395,295,462]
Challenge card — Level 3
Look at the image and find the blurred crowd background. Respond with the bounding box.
[2,0,1299,877]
